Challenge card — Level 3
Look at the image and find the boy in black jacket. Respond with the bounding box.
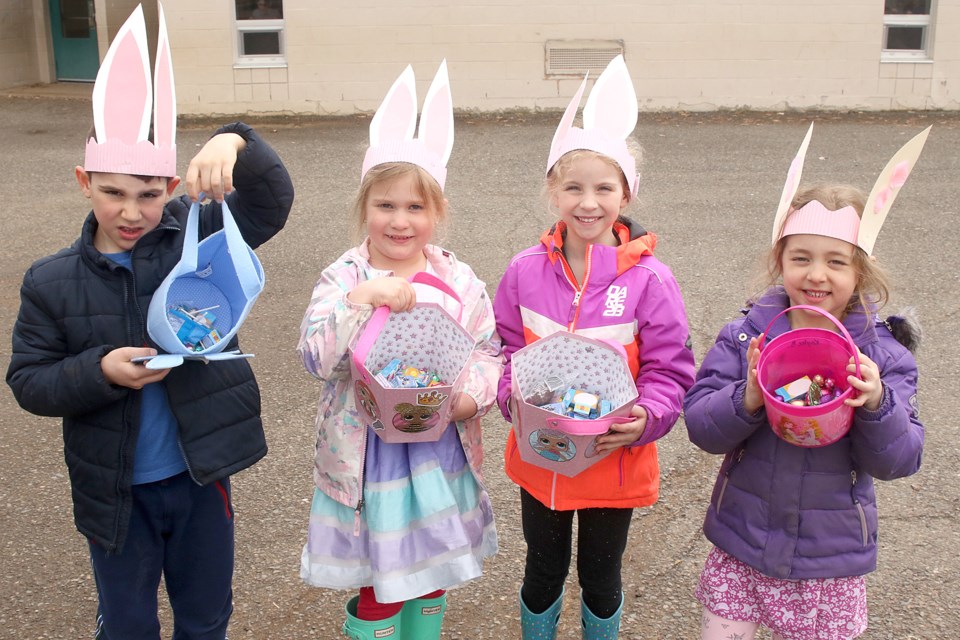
[5,6,293,639]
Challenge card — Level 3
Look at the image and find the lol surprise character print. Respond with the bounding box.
[529,428,578,462]
[391,402,440,433]
[493,54,696,639]
[684,123,928,640]
[297,60,503,640]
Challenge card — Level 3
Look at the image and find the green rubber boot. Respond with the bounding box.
[580,592,623,640]
[400,593,447,639]
[342,596,402,639]
[520,587,563,640]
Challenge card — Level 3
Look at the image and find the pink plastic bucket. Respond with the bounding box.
[756,305,861,448]
[350,273,474,444]
[511,332,638,477]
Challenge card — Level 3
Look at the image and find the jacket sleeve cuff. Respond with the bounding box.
[733,381,767,424]
[854,381,892,422]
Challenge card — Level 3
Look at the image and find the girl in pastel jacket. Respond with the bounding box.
[296,62,502,640]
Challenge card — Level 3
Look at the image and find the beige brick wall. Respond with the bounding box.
[158,0,960,114]
[0,0,43,88]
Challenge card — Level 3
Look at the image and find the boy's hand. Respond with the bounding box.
[594,404,648,453]
[184,132,247,202]
[845,349,883,411]
[743,335,764,414]
[102,347,171,389]
[348,278,417,312]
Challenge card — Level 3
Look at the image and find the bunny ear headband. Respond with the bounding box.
[361,60,454,190]
[84,3,176,177]
[772,122,931,256]
[547,54,640,198]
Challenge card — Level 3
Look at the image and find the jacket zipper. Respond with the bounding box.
[560,246,593,331]
[548,245,595,509]
[354,426,369,536]
[851,470,868,547]
[716,448,745,512]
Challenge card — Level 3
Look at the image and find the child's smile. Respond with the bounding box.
[551,154,628,252]
[364,172,437,275]
[781,233,858,328]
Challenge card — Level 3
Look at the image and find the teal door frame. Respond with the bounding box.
[49,0,99,81]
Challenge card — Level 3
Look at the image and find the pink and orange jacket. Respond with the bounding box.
[493,219,696,510]
[297,242,504,509]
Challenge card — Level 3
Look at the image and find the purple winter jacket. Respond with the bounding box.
[683,288,923,580]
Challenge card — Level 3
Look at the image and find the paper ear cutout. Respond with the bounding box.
[858,126,931,255]
[582,54,638,142]
[771,122,814,244]
[547,54,639,197]
[361,60,454,190]
[772,123,931,256]
[84,2,177,177]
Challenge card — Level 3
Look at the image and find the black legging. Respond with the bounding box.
[520,488,633,619]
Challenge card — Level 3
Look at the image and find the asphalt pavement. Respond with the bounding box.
[0,91,957,639]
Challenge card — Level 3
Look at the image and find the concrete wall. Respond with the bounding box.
[10,0,960,114]
[0,0,44,88]
[163,0,960,116]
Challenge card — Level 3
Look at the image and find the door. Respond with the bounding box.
[49,0,99,81]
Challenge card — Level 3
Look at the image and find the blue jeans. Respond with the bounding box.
[89,472,234,640]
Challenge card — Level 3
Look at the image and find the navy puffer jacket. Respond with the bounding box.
[6,122,293,553]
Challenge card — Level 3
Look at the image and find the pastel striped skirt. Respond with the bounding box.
[300,424,498,603]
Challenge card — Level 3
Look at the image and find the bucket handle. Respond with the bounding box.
[758,304,861,380]
[182,194,262,298]
[545,415,634,437]
[352,272,464,384]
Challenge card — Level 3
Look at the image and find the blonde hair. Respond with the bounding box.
[761,183,892,315]
[543,140,643,213]
[351,162,448,243]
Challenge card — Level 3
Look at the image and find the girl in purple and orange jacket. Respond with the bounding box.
[493,56,696,639]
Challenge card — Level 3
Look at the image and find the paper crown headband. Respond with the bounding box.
[547,54,640,198]
[361,60,454,190]
[772,122,931,255]
[84,3,177,178]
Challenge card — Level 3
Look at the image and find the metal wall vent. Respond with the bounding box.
[545,40,624,76]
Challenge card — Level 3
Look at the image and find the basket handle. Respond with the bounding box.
[408,271,463,322]
[758,304,861,379]
[181,195,262,298]
[351,272,464,382]
[545,415,634,437]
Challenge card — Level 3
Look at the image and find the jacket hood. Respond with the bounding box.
[540,216,657,277]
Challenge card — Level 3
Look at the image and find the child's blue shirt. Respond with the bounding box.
[104,251,187,484]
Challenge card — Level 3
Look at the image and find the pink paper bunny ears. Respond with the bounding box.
[84,3,177,178]
[772,123,931,255]
[361,60,454,190]
[547,54,640,197]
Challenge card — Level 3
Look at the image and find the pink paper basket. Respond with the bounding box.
[350,273,474,444]
[756,305,862,448]
[511,332,638,477]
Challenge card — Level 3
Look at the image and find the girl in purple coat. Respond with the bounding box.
[684,124,929,640]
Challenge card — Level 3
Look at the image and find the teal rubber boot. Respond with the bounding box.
[342,596,402,639]
[519,587,563,640]
[580,592,623,640]
[400,593,446,639]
